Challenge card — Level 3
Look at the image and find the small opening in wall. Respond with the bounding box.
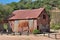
[43,15,46,19]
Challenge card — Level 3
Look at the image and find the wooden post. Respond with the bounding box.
[6,29,8,35]
[55,34,57,39]
[44,32,45,36]
[27,22,29,35]
[21,27,23,35]
[19,27,22,35]
[48,33,50,38]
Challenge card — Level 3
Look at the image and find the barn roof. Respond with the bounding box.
[9,8,45,20]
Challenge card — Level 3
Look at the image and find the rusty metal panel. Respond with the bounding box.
[14,20,19,32]
[34,20,37,30]
[18,20,28,27]
[29,20,33,28]
[18,20,28,32]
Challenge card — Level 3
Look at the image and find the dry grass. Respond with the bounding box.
[0,34,56,40]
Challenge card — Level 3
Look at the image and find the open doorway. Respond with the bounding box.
[37,26,39,30]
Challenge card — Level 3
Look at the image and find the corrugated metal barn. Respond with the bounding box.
[8,8,50,33]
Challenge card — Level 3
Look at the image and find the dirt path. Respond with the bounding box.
[0,34,56,40]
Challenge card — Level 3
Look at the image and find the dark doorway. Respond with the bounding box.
[37,26,39,30]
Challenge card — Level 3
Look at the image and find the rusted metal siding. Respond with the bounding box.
[37,11,50,32]
[37,11,49,25]
[29,20,34,33]
[9,20,37,33]
[14,20,19,32]
[34,20,37,30]
[9,21,14,32]
[29,20,33,28]
[18,20,28,32]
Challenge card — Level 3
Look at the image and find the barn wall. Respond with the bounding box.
[18,20,28,32]
[28,19,37,33]
[14,20,19,32]
[8,21,14,32]
[33,20,37,30]
[9,20,35,33]
[29,20,34,33]
[37,11,50,32]
[37,12,49,25]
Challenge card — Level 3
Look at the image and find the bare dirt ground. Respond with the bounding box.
[0,34,56,40]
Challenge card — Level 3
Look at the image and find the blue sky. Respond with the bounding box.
[0,0,35,4]
[0,0,20,4]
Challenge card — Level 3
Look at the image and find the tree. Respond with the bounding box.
[0,4,14,21]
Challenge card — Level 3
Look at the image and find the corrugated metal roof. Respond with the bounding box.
[9,8,45,20]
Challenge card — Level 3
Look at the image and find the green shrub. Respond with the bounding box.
[33,29,40,34]
[50,24,55,29]
[3,23,8,30]
[54,25,60,30]
[51,23,60,30]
